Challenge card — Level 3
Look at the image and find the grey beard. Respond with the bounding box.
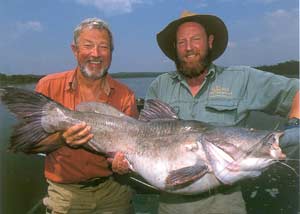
[80,65,108,80]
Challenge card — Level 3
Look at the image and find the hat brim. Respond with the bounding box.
[157,14,228,61]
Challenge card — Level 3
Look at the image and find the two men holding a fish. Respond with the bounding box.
[1,10,299,214]
[145,10,299,214]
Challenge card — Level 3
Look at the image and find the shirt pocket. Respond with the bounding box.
[205,98,239,126]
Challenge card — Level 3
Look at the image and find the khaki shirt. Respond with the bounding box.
[146,64,299,127]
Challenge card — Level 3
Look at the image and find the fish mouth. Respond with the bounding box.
[260,131,286,160]
[269,132,286,160]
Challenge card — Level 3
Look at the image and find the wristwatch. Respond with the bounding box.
[287,117,300,127]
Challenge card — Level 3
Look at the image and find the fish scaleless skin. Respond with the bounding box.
[0,87,286,195]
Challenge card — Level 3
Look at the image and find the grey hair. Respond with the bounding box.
[73,17,114,51]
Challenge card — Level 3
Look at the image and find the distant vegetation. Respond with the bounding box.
[0,73,42,84]
[0,71,164,84]
[256,60,299,77]
[0,60,298,84]
[111,72,164,78]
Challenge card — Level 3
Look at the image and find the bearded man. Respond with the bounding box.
[146,11,299,214]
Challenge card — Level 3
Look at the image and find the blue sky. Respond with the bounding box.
[0,0,298,75]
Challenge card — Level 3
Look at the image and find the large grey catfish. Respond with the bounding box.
[0,87,286,195]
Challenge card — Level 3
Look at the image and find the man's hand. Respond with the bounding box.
[279,126,299,148]
[62,122,93,148]
[107,152,130,175]
[279,118,299,148]
[279,118,299,158]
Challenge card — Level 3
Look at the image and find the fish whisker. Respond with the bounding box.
[284,158,300,162]
[129,176,159,191]
[276,160,299,177]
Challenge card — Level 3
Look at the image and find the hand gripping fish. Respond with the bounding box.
[0,87,286,195]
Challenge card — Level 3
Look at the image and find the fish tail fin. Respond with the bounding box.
[0,87,65,154]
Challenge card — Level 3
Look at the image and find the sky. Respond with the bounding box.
[0,0,298,75]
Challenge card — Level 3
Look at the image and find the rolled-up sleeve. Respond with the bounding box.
[244,68,299,117]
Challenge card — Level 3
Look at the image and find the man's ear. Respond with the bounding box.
[208,35,214,49]
[71,44,78,58]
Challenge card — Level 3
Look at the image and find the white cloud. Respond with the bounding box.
[265,8,298,26]
[2,21,44,41]
[219,8,299,66]
[255,0,279,4]
[16,21,43,32]
[75,0,144,15]
[196,2,208,8]
[190,0,208,8]
[221,0,280,3]
[227,41,237,48]
[264,8,298,40]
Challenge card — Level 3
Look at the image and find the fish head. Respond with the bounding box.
[250,131,286,162]
[230,131,286,173]
[204,130,286,185]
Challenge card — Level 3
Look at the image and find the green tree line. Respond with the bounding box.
[0,60,298,83]
[256,60,299,77]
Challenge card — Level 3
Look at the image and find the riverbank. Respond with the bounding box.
[0,60,298,84]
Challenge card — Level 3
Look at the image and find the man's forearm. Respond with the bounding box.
[279,91,300,151]
[288,91,300,119]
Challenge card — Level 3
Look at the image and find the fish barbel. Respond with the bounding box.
[0,87,286,194]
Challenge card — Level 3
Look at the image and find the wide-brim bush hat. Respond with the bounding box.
[157,10,228,61]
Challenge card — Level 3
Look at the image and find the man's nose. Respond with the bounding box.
[90,46,102,56]
[186,40,192,51]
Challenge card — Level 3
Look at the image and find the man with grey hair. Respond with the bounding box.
[35,17,138,213]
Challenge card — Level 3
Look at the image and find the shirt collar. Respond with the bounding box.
[206,63,217,79]
[170,63,217,81]
[65,69,76,91]
[102,74,115,95]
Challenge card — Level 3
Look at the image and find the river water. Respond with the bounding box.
[0,77,298,214]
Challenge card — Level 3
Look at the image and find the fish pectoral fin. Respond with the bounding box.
[225,161,241,171]
[165,162,208,190]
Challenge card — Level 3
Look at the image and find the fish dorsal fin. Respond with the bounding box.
[76,102,126,118]
[139,99,178,121]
